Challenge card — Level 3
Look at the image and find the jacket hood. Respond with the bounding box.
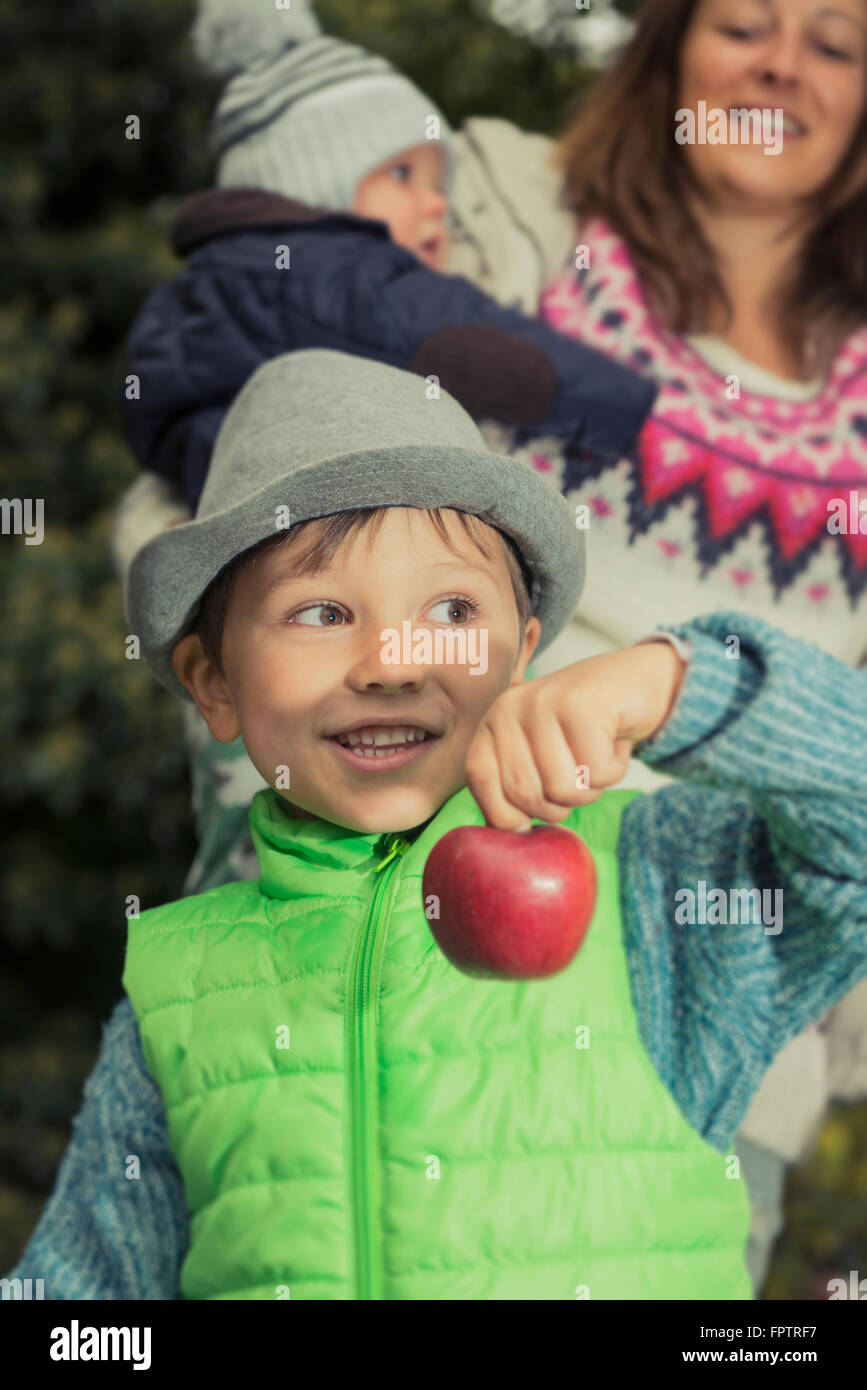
[171,186,392,257]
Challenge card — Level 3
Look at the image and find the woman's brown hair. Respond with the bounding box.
[556,0,867,372]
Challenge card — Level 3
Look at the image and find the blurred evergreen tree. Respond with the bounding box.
[0,0,213,1022]
[0,0,216,1262]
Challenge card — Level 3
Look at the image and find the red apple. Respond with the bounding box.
[422,824,597,980]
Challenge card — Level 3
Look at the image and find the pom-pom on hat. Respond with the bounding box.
[192,0,455,212]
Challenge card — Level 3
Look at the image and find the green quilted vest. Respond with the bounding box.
[122,784,751,1300]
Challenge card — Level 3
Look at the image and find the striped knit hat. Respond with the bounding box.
[192,0,455,212]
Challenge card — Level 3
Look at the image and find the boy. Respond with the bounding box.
[8,350,867,1299]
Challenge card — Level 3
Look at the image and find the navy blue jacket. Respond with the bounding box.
[123,188,657,508]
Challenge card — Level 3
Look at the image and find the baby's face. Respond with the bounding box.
[213,510,540,833]
[352,144,451,270]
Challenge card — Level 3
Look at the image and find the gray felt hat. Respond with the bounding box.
[126,350,585,700]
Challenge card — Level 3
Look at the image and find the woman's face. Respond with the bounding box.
[678,0,867,210]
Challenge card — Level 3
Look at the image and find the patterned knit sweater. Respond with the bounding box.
[508,216,867,676]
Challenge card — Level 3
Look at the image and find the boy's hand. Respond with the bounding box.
[464,642,686,831]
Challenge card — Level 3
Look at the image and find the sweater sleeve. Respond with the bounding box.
[2,997,187,1300]
[618,611,867,1151]
[122,224,656,507]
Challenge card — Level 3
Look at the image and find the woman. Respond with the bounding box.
[454,0,867,1296]
[527,0,867,680]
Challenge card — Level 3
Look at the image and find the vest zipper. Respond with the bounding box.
[347,832,411,1300]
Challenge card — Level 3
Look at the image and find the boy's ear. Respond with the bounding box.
[171,634,242,743]
[511,616,542,685]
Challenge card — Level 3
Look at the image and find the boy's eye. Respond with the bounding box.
[287,603,347,627]
[389,164,412,183]
[426,596,480,625]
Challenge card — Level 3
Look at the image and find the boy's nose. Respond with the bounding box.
[362,674,424,693]
[346,636,427,693]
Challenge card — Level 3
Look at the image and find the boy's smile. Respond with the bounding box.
[177,508,540,834]
[327,719,441,771]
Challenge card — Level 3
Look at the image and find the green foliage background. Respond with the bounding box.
[1,0,864,1296]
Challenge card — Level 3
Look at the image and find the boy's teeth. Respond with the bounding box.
[336,725,430,749]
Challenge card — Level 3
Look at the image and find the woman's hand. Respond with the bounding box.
[464,641,686,830]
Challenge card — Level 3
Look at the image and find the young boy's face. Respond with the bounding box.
[352,144,450,271]
[177,509,540,834]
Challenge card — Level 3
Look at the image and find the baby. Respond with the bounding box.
[119,0,655,507]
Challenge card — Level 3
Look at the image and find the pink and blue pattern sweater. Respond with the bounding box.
[512,217,867,671]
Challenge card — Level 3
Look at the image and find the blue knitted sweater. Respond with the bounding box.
[6,612,867,1299]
